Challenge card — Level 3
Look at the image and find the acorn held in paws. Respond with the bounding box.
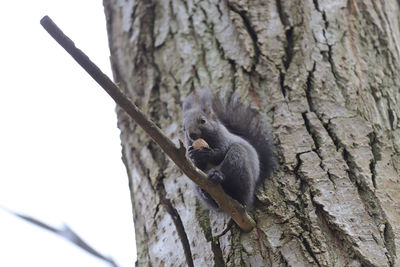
[192,138,212,151]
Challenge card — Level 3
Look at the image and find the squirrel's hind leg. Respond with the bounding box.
[219,144,256,208]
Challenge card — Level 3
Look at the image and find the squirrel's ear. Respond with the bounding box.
[202,102,212,114]
[183,90,200,111]
[210,110,217,121]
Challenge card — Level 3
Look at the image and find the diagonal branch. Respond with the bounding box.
[39,15,256,232]
[1,206,118,267]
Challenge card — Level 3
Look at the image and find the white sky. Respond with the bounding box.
[0,1,136,266]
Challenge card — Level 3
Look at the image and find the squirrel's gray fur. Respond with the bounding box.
[182,89,275,209]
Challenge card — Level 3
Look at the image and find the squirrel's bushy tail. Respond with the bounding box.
[211,92,275,182]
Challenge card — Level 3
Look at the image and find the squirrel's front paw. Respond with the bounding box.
[188,148,212,167]
[207,169,224,184]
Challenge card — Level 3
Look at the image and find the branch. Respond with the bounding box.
[39,15,256,232]
[1,206,118,267]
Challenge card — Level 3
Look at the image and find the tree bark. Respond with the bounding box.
[103,0,400,266]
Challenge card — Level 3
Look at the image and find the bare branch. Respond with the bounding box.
[39,15,256,232]
[1,206,118,267]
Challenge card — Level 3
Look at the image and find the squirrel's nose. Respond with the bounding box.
[189,133,199,140]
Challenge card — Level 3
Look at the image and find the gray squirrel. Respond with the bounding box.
[182,89,275,209]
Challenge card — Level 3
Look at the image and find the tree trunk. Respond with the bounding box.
[103,0,400,266]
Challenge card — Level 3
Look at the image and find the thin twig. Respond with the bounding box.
[40,15,256,232]
[1,206,118,267]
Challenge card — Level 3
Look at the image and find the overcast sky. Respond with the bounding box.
[0,1,135,266]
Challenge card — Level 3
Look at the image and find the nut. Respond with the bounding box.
[192,138,210,150]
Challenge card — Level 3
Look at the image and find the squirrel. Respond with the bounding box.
[182,89,275,210]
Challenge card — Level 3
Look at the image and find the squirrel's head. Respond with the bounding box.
[182,107,218,144]
[182,89,220,146]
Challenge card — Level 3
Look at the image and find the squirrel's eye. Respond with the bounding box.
[200,118,206,124]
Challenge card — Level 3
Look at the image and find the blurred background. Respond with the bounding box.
[0,1,135,266]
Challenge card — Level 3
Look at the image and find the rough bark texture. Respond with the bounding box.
[103,0,400,266]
